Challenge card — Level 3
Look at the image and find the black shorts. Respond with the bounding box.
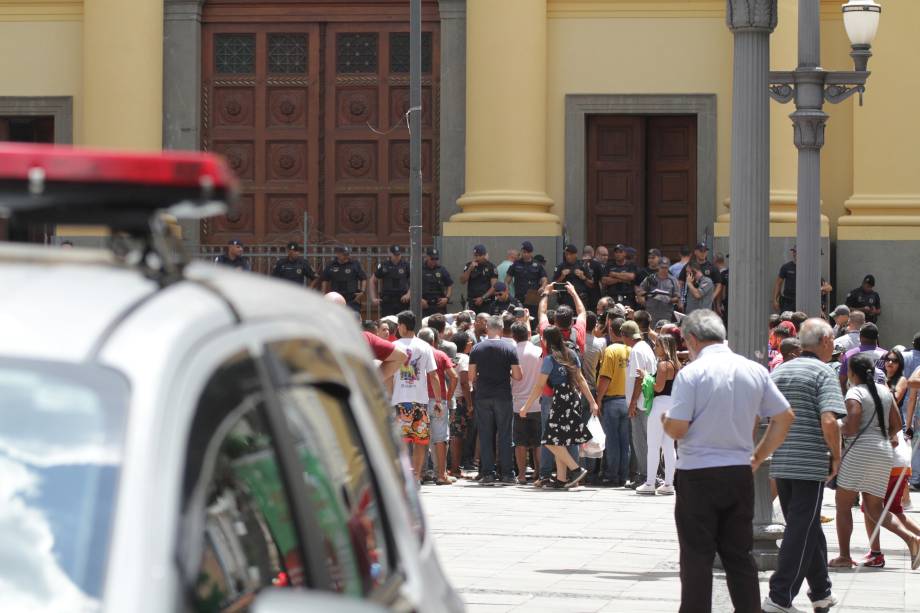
[513,412,542,447]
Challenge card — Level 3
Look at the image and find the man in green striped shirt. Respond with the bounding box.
[765,319,846,613]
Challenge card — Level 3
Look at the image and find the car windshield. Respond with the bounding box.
[0,358,129,613]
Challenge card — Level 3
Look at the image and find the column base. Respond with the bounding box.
[838,194,920,240]
[451,189,560,225]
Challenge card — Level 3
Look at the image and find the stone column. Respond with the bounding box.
[727,0,776,362]
[443,0,559,236]
[437,0,466,223]
[727,0,782,572]
[83,0,163,149]
[790,0,826,317]
[163,0,206,248]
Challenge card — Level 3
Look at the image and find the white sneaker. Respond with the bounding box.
[761,596,805,613]
[635,483,657,495]
[810,593,838,611]
[656,483,675,495]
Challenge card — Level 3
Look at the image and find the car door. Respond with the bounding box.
[177,350,332,612]
[263,338,414,611]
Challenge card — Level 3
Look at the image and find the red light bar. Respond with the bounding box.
[0,143,238,192]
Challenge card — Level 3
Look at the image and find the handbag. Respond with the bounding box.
[826,409,877,490]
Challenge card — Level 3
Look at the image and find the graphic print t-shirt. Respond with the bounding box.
[391,336,436,405]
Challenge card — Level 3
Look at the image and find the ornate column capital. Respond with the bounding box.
[726,0,778,32]
[164,0,205,21]
[791,109,827,150]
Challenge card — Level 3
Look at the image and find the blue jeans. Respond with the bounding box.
[475,395,514,476]
[600,396,630,482]
[539,395,578,479]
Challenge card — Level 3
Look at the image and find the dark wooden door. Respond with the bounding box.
[586,115,696,261]
[202,24,321,245]
[646,116,697,262]
[586,116,646,253]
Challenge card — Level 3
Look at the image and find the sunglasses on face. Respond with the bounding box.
[885,357,898,364]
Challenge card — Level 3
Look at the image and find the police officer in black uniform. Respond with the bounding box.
[214,239,251,271]
[506,241,548,316]
[553,244,593,309]
[487,282,521,316]
[604,244,638,307]
[271,242,316,287]
[460,244,498,310]
[845,274,882,323]
[421,247,453,316]
[320,245,367,312]
[374,245,410,317]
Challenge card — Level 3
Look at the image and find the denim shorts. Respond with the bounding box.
[428,399,451,443]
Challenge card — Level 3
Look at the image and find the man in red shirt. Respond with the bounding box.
[419,327,458,485]
[362,330,407,395]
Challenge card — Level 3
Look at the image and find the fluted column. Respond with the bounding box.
[83,0,163,149]
[727,0,776,363]
[445,0,559,233]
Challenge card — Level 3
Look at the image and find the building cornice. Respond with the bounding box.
[0,0,82,21]
[547,0,845,20]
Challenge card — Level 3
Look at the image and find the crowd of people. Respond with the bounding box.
[223,236,917,612]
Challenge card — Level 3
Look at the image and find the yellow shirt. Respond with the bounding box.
[597,343,631,397]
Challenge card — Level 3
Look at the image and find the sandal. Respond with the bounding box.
[910,538,920,570]
[828,557,856,568]
[517,477,528,485]
[435,478,454,486]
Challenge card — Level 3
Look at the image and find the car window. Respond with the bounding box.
[344,356,426,542]
[266,340,397,595]
[185,355,307,612]
[0,359,128,612]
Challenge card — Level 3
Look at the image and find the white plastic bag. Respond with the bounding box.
[580,416,606,459]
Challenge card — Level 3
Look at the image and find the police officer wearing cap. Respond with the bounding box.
[487,282,521,316]
[374,245,411,317]
[271,242,316,288]
[677,241,722,311]
[603,244,637,307]
[845,274,882,323]
[421,247,453,316]
[506,241,548,316]
[554,244,593,309]
[320,246,368,312]
[459,244,498,310]
[214,239,251,271]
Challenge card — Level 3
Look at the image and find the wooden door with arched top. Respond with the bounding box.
[200,1,440,246]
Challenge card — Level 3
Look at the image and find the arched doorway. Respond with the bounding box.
[200,0,440,247]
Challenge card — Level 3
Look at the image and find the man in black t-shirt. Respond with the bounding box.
[635,248,662,290]
[604,244,638,307]
[845,274,881,323]
[773,247,797,313]
[677,242,721,311]
[554,244,593,309]
[460,244,498,310]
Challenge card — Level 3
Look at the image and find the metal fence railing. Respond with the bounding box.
[192,243,430,320]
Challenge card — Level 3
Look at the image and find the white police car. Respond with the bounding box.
[0,144,462,613]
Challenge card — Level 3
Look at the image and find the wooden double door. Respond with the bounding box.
[586,115,697,261]
[201,1,439,245]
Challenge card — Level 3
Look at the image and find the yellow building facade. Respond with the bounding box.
[1,0,918,341]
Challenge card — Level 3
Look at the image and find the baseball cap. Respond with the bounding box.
[521,240,534,252]
[863,274,875,286]
[658,257,671,268]
[620,321,642,340]
[426,247,440,258]
[473,244,487,256]
[611,304,628,318]
[613,243,626,252]
[228,239,243,246]
[334,245,349,254]
[648,248,662,257]
[860,322,879,341]
[286,241,301,251]
[694,242,709,251]
[831,305,850,318]
[624,246,637,256]
[389,244,402,255]
[564,244,578,254]
[494,281,507,292]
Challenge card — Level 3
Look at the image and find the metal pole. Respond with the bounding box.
[792,0,826,317]
[409,0,423,325]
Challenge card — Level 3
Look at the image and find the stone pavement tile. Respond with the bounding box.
[508,595,608,612]
[598,597,680,612]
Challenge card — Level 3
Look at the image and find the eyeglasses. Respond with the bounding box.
[884,357,898,364]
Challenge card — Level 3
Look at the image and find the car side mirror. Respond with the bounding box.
[252,589,389,613]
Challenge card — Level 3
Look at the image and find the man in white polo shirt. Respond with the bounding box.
[663,309,794,613]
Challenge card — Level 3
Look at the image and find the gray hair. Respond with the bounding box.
[417,327,437,346]
[848,310,866,327]
[486,315,504,331]
[681,309,726,343]
[798,318,833,349]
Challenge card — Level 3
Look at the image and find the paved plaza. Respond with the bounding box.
[423,479,920,612]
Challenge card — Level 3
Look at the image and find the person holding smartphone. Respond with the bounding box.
[488,281,521,316]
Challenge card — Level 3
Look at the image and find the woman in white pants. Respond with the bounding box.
[636,333,680,495]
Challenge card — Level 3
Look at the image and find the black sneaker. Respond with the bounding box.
[625,480,640,490]
[549,479,566,489]
[480,474,496,486]
[500,474,516,485]
[565,467,588,489]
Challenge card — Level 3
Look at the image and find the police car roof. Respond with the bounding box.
[0,243,369,364]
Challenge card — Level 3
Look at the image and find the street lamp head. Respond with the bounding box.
[843,0,881,70]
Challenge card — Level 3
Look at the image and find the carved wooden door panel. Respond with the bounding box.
[586,115,646,254]
[325,24,438,243]
[646,116,697,262]
[201,24,321,244]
